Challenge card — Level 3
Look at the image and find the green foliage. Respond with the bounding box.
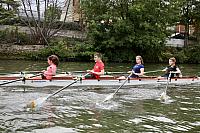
[161,44,200,63]
[192,0,200,43]
[0,26,29,44]
[179,0,200,43]
[0,0,19,24]
[184,44,200,63]
[44,4,62,21]
[160,47,188,63]
[23,38,93,61]
[81,0,182,62]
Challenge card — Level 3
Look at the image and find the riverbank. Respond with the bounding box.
[0,43,200,63]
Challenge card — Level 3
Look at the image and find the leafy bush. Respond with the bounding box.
[160,44,200,64]
[3,18,83,31]
[22,38,93,61]
[184,44,200,63]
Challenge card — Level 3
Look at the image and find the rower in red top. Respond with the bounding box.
[42,55,59,80]
[86,52,105,79]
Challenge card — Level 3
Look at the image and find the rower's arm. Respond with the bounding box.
[162,68,167,72]
[134,68,144,76]
[170,68,182,77]
[93,69,105,75]
[176,67,181,74]
[170,68,181,74]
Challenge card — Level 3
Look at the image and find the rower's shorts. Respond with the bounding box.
[84,74,96,79]
[41,74,46,79]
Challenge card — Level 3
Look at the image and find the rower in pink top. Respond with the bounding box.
[42,55,59,80]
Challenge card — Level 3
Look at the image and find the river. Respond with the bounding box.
[0,60,200,132]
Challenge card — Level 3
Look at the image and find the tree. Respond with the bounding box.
[179,0,200,46]
[191,0,200,43]
[18,0,71,45]
[81,0,182,62]
[0,0,19,24]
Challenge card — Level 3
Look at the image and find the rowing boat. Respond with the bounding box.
[0,73,199,87]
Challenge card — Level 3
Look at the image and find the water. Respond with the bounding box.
[0,60,200,132]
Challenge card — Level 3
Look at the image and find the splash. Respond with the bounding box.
[26,97,48,111]
[159,92,174,104]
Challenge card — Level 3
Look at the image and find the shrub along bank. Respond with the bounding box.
[1,40,200,64]
[0,26,199,63]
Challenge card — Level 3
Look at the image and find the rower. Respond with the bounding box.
[41,55,59,80]
[118,55,144,82]
[128,55,144,79]
[85,52,105,80]
[158,57,182,79]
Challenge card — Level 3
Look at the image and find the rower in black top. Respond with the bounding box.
[159,57,182,78]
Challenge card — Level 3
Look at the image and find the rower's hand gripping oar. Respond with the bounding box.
[30,73,90,109]
[0,73,43,86]
[103,72,133,102]
[160,72,172,101]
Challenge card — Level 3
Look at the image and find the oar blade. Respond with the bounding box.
[103,93,114,102]
[28,96,48,110]
[160,91,166,100]
[160,91,170,102]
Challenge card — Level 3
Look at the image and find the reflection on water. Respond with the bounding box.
[0,60,200,132]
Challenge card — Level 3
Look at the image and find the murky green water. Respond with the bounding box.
[0,60,200,132]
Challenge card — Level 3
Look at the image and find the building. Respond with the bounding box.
[175,24,195,35]
[166,24,195,47]
[60,0,81,22]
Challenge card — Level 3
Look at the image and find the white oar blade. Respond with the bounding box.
[103,93,114,102]
[160,92,167,101]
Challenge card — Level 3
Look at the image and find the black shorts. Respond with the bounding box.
[84,74,96,79]
[41,74,46,79]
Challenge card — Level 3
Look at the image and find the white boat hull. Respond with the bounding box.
[0,78,198,87]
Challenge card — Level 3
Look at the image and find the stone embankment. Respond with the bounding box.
[0,43,45,53]
[0,25,86,56]
[0,25,86,39]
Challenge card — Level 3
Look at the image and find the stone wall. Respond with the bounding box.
[0,25,86,39]
[0,43,45,53]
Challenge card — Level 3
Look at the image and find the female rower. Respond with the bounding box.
[86,52,105,79]
[42,55,59,80]
[129,55,144,78]
[161,57,182,78]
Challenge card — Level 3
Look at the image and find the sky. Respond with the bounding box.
[18,0,67,18]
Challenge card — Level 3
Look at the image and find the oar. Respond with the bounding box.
[0,73,42,86]
[143,70,163,74]
[103,73,133,102]
[0,71,43,75]
[103,69,163,102]
[160,72,172,101]
[104,71,128,74]
[29,73,90,109]
[64,71,128,74]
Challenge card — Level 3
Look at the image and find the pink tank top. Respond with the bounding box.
[44,64,57,79]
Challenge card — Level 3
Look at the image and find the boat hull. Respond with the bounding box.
[0,75,198,87]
